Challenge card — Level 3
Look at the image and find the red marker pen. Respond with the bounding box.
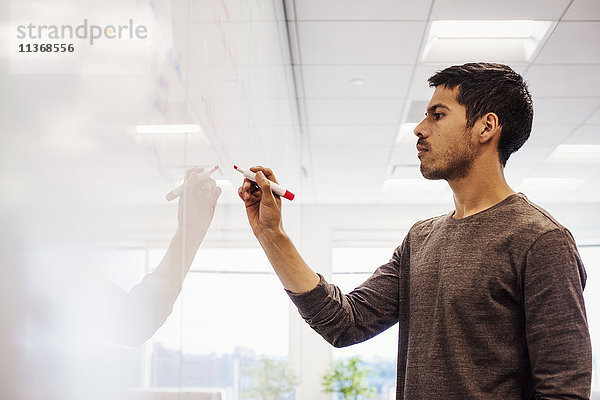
[234,165,295,201]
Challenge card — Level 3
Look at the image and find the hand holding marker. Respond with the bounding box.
[234,165,295,201]
[166,165,295,201]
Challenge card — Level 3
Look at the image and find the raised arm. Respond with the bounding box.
[238,166,319,293]
[238,166,402,347]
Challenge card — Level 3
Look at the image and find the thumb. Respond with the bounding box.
[255,171,277,206]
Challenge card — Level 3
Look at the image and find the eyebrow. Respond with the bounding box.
[426,104,451,114]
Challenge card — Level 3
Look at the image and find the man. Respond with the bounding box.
[238,63,591,399]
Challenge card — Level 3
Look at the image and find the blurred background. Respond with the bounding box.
[0,0,599,399]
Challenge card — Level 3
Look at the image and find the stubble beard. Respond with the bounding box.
[420,131,478,181]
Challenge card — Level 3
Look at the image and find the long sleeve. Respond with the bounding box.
[286,237,408,348]
[523,228,592,399]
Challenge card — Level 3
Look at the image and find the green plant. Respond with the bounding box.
[321,356,376,400]
[242,356,298,400]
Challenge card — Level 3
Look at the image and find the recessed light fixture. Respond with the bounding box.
[421,20,553,62]
[348,78,365,86]
[135,124,201,134]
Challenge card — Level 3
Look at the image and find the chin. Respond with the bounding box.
[420,164,439,180]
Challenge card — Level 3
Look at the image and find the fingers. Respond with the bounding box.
[237,166,282,208]
[254,170,277,206]
[238,178,261,203]
[249,166,279,184]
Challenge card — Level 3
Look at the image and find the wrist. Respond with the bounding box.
[256,226,287,244]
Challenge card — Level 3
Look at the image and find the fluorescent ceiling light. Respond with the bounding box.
[421,20,553,62]
[135,124,201,134]
[547,144,600,164]
[556,144,600,153]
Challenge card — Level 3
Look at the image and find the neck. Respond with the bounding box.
[447,157,515,219]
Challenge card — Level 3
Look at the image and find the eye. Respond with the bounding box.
[424,112,444,120]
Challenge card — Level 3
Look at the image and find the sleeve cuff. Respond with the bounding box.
[285,273,333,319]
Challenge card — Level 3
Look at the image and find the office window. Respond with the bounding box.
[146,247,291,398]
[332,248,399,400]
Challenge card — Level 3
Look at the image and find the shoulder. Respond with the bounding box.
[509,193,571,238]
[492,194,580,260]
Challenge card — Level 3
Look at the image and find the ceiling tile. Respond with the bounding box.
[378,185,452,205]
[302,65,412,98]
[587,107,600,124]
[526,123,578,148]
[431,0,570,20]
[517,163,598,203]
[532,98,600,124]
[566,124,600,144]
[563,0,600,21]
[507,145,555,168]
[312,146,391,166]
[313,164,385,203]
[295,0,433,21]
[526,65,600,98]
[409,64,445,100]
[306,99,404,125]
[388,143,421,171]
[569,176,600,203]
[308,125,397,146]
[530,164,598,179]
[504,165,535,187]
[405,100,428,124]
[535,22,600,64]
[298,21,426,65]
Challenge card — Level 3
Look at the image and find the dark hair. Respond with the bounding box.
[428,62,533,166]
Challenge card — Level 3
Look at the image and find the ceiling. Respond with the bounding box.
[170,0,600,205]
[1,0,599,237]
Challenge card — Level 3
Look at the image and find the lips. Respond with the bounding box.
[416,144,428,157]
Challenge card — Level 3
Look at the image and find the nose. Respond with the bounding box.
[413,118,428,138]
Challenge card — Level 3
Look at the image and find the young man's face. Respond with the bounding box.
[413,85,479,181]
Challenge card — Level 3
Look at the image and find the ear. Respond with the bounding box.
[477,112,500,144]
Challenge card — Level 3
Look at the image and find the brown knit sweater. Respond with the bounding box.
[287,193,591,399]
